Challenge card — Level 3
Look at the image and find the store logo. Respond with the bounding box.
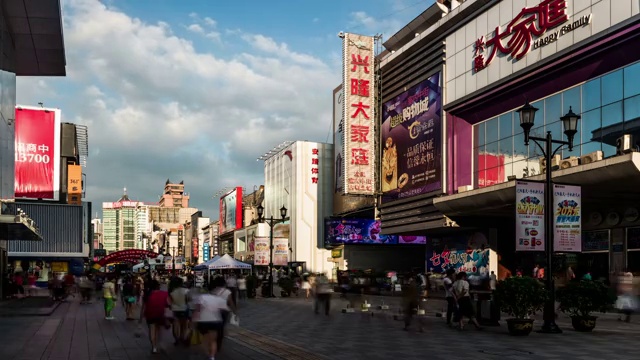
[473,0,592,72]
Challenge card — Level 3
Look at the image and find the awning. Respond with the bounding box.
[0,208,43,242]
[433,153,640,218]
[4,0,66,76]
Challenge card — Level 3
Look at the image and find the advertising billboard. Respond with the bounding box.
[515,180,545,252]
[342,33,376,195]
[203,242,210,262]
[219,187,243,235]
[192,237,199,259]
[553,184,582,252]
[14,106,61,200]
[324,218,427,246]
[381,73,442,201]
[426,232,490,284]
[254,236,270,266]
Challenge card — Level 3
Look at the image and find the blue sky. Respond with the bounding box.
[16,0,433,219]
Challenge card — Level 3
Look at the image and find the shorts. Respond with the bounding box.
[173,310,188,319]
[146,317,165,326]
[197,321,223,334]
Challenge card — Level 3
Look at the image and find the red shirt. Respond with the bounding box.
[64,274,75,285]
[145,290,168,319]
[14,275,23,286]
[27,275,37,286]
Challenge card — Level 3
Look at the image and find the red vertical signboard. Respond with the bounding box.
[14,106,61,200]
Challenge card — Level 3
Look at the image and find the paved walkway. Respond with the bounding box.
[235,295,640,360]
[0,296,278,360]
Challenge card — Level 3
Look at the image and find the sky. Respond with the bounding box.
[16,0,434,219]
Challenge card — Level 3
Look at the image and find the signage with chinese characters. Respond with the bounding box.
[515,181,545,252]
[553,184,582,252]
[473,0,592,72]
[342,33,375,195]
[381,73,442,200]
[311,148,319,184]
[67,164,82,205]
[14,106,61,200]
[192,237,199,259]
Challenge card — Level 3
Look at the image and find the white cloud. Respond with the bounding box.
[203,17,216,27]
[187,23,204,34]
[349,10,406,38]
[16,0,339,217]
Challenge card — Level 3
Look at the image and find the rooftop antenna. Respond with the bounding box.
[38,102,44,108]
[124,187,127,195]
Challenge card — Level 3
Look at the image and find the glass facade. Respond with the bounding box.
[473,61,640,188]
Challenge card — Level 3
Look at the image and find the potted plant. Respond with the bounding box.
[277,277,294,297]
[556,280,615,332]
[494,276,547,336]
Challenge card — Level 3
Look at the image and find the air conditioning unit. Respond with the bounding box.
[580,150,603,165]
[560,156,580,169]
[539,154,561,173]
[616,134,636,155]
[458,185,473,193]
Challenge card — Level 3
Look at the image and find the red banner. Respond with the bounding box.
[192,238,199,259]
[14,107,60,200]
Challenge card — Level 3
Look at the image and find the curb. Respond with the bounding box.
[0,301,61,317]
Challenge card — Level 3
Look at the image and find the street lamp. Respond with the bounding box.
[518,101,580,334]
[256,203,288,297]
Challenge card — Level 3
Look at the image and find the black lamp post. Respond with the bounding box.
[256,203,288,298]
[165,247,176,276]
[518,101,580,334]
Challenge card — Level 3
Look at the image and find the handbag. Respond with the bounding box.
[190,329,202,345]
[229,313,240,326]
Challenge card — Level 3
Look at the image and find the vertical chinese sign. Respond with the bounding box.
[553,184,581,252]
[14,106,61,200]
[515,181,545,252]
[311,147,319,184]
[67,164,82,205]
[342,33,375,195]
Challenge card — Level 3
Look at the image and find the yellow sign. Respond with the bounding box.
[331,249,342,258]
[51,261,68,272]
[67,164,82,204]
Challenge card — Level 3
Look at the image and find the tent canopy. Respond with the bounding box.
[193,255,221,270]
[208,254,252,270]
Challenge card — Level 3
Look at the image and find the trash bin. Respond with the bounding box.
[474,292,500,326]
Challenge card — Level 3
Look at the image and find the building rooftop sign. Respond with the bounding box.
[473,0,592,72]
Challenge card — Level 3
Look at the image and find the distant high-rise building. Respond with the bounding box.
[159,179,190,208]
[102,188,142,252]
[91,217,103,250]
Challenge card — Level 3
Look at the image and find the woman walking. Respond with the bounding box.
[452,272,483,331]
[193,278,236,360]
[139,280,168,354]
[122,276,137,320]
[169,277,191,345]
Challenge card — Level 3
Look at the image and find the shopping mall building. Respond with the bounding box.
[378,0,640,281]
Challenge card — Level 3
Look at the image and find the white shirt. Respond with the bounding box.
[226,276,237,288]
[170,287,190,312]
[453,279,470,298]
[443,277,454,298]
[237,279,247,290]
[195,294,228,322]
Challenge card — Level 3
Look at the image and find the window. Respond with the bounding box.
[624,62,640,98]
[582,78,601,112]
[601,69,623,105]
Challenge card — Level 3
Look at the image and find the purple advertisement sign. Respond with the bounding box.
[381,73,442,201]
[325,218,427,246]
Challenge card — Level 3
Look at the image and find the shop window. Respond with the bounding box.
[623,94,640,122]
[602,101,623,128]
[627,251,640,273]
[601,69,623,106]
[499,113,513,140]
[563,86,581,115]
[623,62,640,98]
[580,108,602,156]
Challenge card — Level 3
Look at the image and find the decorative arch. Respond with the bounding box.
[93,249,159,270]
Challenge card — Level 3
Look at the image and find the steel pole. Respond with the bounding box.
[540,131,562,333]
[269,216,274,298]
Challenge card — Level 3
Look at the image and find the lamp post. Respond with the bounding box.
[165,247,177,276]
[517,101,580,334]
[256,204,288,298]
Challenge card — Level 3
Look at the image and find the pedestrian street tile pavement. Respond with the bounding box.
[236,295,640,360]
[0,297,279,360]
